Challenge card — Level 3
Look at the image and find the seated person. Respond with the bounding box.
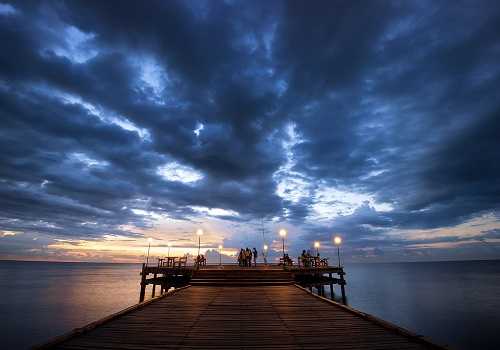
[195,254,206,266]
[283,254,293,266]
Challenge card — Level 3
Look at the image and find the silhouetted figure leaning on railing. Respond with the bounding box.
[195,254,206,268]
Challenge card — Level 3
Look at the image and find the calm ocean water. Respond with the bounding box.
[0,260,499,349]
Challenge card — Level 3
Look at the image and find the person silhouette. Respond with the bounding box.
[245,247,251,267]
[238,248,244,267]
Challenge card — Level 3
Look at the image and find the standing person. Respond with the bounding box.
[252,247,258,267]
[238,249,244,267]
[246,247,251,267]
[301,250,307,267]
[241,248,246,267]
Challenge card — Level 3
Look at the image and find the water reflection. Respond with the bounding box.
[343,261,500,350]
[0,261,143,349]
[1,260,499,350]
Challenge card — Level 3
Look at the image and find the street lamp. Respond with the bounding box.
[146,237,153,266]
[334,236,342,267]
[279,229,287,258]
[314,241,320,256]
[167,242,172,258]
[218,244,223,265]
[196,229,203,257]
[263,244,268,265]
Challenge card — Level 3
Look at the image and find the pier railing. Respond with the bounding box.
[139,261,347,303]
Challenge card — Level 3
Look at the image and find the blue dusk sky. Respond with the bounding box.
[0,0,499,262]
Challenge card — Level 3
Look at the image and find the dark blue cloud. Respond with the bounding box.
[0,0,499,260]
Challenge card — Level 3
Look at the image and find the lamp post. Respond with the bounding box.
[334,236,342,267]
[146,237,153,266]
[196,229,203,257]
[314,241,320,256]
[263,244,268,265]
[279,229,287,258]
[167,242,172,258]
[218,245,223,265]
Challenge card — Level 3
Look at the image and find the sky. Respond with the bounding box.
[0,0,499,263]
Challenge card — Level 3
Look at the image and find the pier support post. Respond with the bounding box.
[339,269,346,304]
[329,273,334,300]
[139,263,147,303]
[152,270,157,298]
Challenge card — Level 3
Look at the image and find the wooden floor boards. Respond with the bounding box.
[49,286,442,349]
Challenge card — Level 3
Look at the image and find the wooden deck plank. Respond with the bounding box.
[46,285,443,350]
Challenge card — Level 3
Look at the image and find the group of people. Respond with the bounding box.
[238,247,258,267]
[281,253,293,266]
[300,249,326,267]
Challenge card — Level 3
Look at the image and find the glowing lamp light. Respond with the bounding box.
[147,237,153,243]
[263,244,268,251]
[167,242,172,247]
[196,229,204,236]
[218,245,223,250]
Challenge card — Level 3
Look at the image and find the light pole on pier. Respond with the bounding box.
[196,229,203,257]
[167,242,172,258]
[314,241,320,256]
[334,236,342,267]
[146,237,153,266]
[218,245,223,265]
[279,229,287,258]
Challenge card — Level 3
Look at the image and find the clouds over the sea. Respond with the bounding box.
[0,0,499,261]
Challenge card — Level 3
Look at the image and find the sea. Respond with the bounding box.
[0,259,499,349]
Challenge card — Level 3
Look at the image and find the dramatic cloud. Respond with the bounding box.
[0,0,499,262]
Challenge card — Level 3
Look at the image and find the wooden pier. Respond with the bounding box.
[37,264,445,349]
[139,264,348,304]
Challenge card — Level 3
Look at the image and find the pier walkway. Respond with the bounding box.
[41,284,443,349]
